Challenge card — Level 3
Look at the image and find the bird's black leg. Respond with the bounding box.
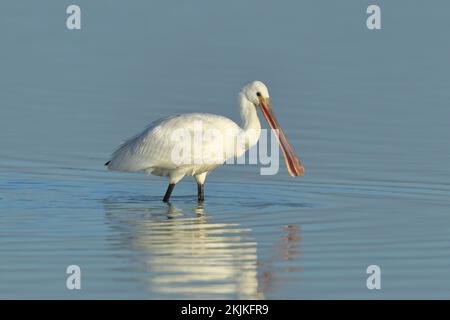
[163,183,176,202]
[197,183,204,202]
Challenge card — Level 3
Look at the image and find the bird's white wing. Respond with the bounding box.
[106,113,240,172]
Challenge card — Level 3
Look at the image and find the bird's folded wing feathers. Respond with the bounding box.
[106,113,240,172]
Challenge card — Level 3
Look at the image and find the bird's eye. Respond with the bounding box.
[256,92,261,97]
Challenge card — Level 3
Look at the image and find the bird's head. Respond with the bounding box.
[242,80,270,105]
[242,80,305,177]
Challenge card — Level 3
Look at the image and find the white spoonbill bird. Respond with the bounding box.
[105,81,304,202]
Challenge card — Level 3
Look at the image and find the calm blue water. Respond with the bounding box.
[1,1,450,299]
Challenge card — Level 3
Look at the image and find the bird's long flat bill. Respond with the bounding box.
[258,97,304,177]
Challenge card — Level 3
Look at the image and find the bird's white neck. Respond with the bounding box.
[238,93,261,149]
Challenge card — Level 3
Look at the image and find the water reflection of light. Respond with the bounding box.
[103,200,263,299]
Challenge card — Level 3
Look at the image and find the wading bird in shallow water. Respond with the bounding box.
[105,81,304,202]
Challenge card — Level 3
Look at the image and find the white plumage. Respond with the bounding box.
[107,113,245,180]
[106,81,304,202]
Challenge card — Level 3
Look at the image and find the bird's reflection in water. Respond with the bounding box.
[103,197,263,299]
[259,225,303,294]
